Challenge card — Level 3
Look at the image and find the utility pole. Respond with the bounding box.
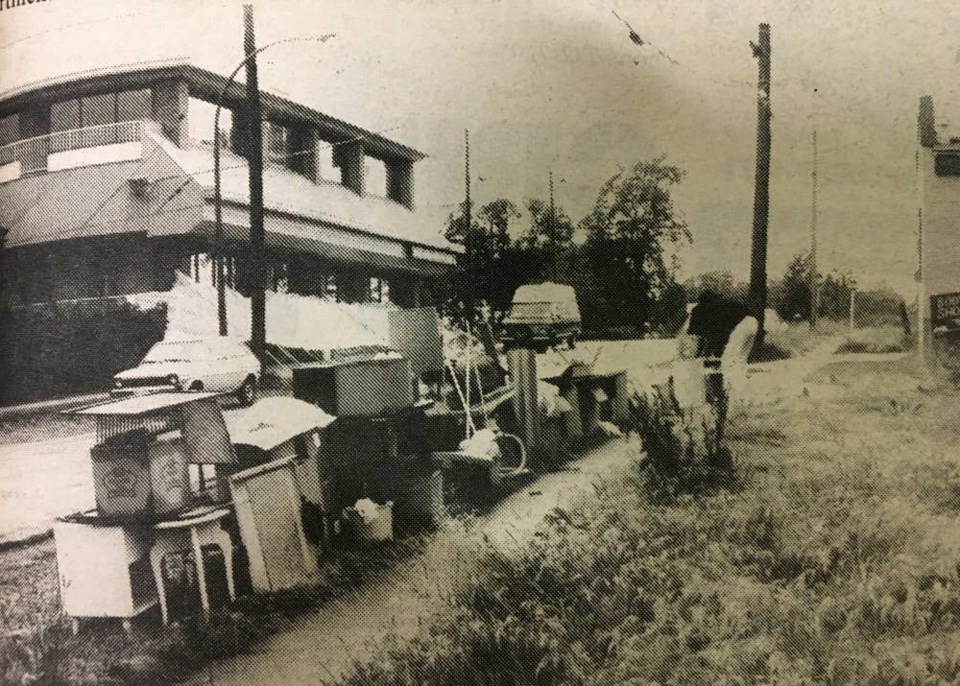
[244,4,267,360]
[463,129,475,323]
[464,129,471,238]
[849,286,856,330]
[748,23,772,347]
[548,169,557,280]
[809,126,819,328]
[548,169,555,219]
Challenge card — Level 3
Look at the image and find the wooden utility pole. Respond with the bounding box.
[849,287,856,330]
[748,23,772,347]
[244,4,267,359]
[809,127,819,327]
[548,169,557,280]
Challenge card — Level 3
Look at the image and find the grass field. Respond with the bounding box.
[341,355,960,686]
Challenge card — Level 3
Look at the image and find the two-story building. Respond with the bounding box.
[0,60,461,310]
[917,95,960,364]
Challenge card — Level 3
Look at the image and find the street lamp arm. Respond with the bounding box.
[212,33,335,336]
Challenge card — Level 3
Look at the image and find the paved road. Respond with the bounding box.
[0,433,96,544]
[0,404,245,544]
[186,436,635,686]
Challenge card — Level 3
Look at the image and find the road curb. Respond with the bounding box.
[0,393,108,420]
[0,529,53,553]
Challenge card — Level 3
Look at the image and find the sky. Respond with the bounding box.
[1,0,958,295]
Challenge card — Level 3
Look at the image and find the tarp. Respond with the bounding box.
[156,272,392,351]
[225,397,336,451]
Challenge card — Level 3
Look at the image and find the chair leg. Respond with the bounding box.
[149,546,170,626]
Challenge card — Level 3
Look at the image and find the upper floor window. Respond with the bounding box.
[264,121,292,165]
[50,89,151,133]
[188,97,232,148]
[365,156,388,197]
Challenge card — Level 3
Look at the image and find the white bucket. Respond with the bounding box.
[344,500,393,543]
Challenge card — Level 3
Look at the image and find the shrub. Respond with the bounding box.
[628,383,732,501]
[0,299,167,405]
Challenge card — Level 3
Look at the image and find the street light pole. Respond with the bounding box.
[211,30,335,337]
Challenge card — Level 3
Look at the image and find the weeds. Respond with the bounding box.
[0,537,428,686]
[340,359,960,686]
[628,383,733,501]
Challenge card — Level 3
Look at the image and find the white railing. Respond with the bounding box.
[0,120,142,175]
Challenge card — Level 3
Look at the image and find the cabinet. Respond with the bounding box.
[54,517,157,632]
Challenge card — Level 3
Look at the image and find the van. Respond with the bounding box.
[501,282,582,352]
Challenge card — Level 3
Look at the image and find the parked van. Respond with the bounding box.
[501,282,582,352]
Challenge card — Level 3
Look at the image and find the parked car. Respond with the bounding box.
[112,337,260,405]
[501,282,582,352]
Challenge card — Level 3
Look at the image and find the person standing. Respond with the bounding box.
[684,290,751,442]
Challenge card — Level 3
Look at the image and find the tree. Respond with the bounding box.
[774,253,813,321]
[442,198,525,328]
[579,158,690,329]
[819,271,852,321]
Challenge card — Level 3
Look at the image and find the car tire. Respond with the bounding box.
[189,381,204,391]
[237,376,257,406]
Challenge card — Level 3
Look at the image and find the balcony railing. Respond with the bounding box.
[0,120,143,175]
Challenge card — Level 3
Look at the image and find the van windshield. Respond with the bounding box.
[508,302,553,321]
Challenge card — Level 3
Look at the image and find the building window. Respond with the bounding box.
[365,157,388,197]
[189,98,233,148]
[188,253,215,285]
[50,89,151,133]
[325,275,336,299]
[118,89,151,123]
[369,276,390,303]
[272,262,289,293]
[82,94,114,127]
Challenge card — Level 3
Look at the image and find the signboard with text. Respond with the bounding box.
[930,292,960,329]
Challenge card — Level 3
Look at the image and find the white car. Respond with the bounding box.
[112,337,260,405]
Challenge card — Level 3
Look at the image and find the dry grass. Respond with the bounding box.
[0,535,430,685]
[341,355,960,686]
[835,325,912,355]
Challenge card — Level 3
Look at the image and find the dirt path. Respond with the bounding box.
[186,436,637,686]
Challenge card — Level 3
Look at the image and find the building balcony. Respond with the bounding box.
[0,120,143,181]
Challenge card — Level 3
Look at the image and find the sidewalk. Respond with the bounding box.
[185,437,635,686]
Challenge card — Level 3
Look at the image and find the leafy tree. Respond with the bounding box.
[442,199,525,328]
[819,271,852,320]
[521,198,574,249]
[579,158,690,328]
[774,253,813,322]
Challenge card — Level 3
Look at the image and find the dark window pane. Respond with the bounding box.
[51,100,81,133]
[0,114,18,146]
[935,152,960,177]
[117,89,150,122]
[81,93,115,127]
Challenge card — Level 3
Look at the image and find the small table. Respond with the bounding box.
[150,507,235,625]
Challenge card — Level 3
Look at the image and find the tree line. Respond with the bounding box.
[686,254,910,329]
[440,157,692,338]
